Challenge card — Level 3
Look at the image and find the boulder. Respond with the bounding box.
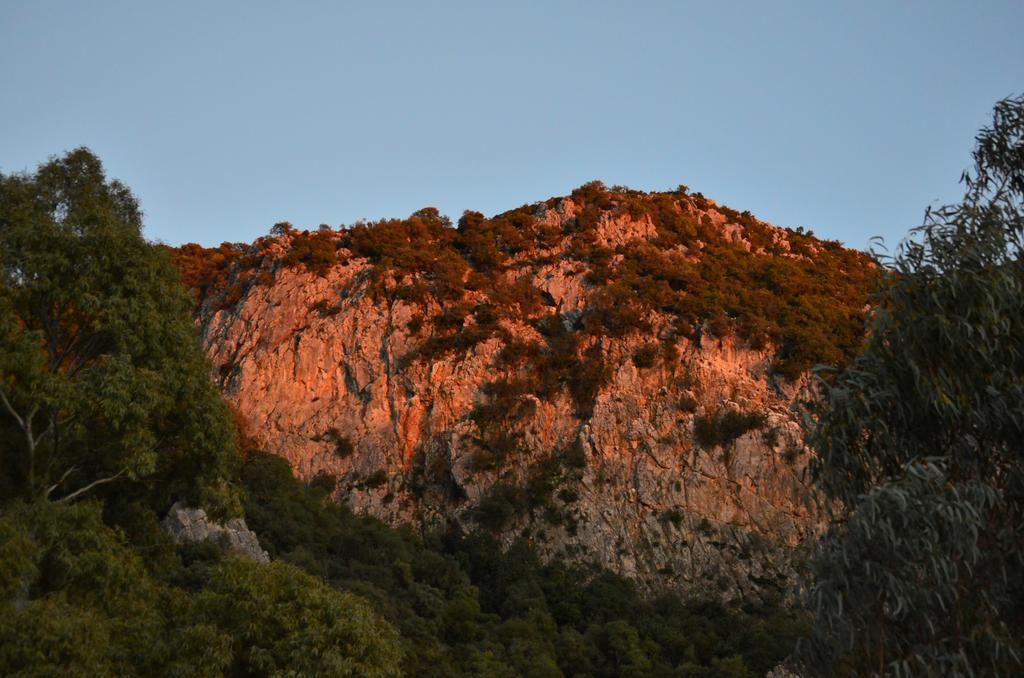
[162,501,270,563]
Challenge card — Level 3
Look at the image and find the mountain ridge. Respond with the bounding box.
[170,182,879,604]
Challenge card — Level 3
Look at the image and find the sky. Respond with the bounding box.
[1,2,1022,252]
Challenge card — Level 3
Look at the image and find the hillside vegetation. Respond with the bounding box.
[168,179,880,608]
[6,94,1020,677]
[1,150,807,676]
[172,182,879,390]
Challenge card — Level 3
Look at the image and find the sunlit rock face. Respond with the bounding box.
[189,191,871,605]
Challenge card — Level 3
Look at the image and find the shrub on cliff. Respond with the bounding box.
[632,343,660,369]
[282,226,338,275]
[693,410,767,449]
[167,241,246,305]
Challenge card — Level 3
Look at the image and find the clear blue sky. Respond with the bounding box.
[2,2,1021,251]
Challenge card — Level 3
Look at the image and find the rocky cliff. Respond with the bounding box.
[179,183,877,605]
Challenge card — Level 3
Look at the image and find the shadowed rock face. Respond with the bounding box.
[187,190,873,605]
[163,501,270,563]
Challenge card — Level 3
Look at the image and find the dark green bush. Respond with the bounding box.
[283,229,338,275]
[694,410,767,449]
[362,469,388,489]
[660,508,685,528]
[470,483,524,532]
[678,394,699,413]
[567,345,612,418]
[632,343,660,369]
[308,470,338,495]
[334,435,355,460]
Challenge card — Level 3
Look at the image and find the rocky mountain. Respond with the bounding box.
[172,182,877,605]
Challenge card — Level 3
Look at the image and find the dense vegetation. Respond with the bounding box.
[0,151,404,676]
[241,449,809,677]
[10,96,1017,675]
[1,149,808,675]
[799,96,1024,675]
[0,500,402,676]
[693,410,767,451]
[0,148,239,515]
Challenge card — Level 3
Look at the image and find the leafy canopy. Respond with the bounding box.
[0,148,238,514]
[801,96,1024,676]
[0,149,417,678]
[0,499,405,676]
[238,449,808,677]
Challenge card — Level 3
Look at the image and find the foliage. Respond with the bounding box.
[171,177,877,403]
[0,150,406,677]
[800,96,1024,676]
[0,500,232,675]
[567,182,877,378]
[195,558,402,676]
[632,343,660,369]
[166,240,246,306]
[280,224,339,275]
[693,410,767,450]
[0,148,239,515]
[0,498,403,677]
[239,450,809,677]
[335,433,356,459]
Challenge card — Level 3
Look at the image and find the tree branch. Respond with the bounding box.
[0,387,42,489]
[0,387,26,430]
[56,469,126,503]
[64,332,107,379]
[44,465,79,499]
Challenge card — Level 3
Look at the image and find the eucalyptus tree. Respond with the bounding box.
[800,97,1024,675]
[0,148,239,514]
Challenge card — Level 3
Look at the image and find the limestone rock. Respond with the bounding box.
[192,199,843,604]
[162,501,270,563]
[765,662,802,678]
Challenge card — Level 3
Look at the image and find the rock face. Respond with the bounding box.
[163,501,270,563]
[188,188,873,604]
[765,663,802,678]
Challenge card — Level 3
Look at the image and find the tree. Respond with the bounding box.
[800,97,1024,675]
[0,500,234,675]
[194,558,403,676]
[0,148,239,514]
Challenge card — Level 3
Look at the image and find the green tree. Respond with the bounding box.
[585,620,654,677]
[0,148,238,514]
[800,97,1024,675]
[0,500,233,676]
[195,558,403,676]
[1,492,404,677]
